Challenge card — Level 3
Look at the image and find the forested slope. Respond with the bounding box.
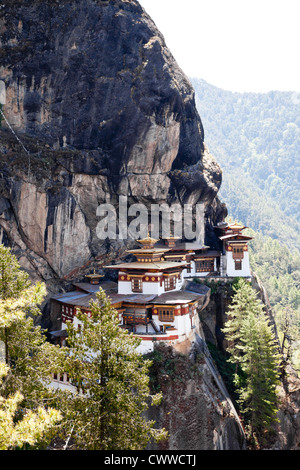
[191,78,300,251]
[191,79,300,371]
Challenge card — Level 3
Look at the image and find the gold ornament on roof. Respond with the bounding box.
[85,269,104,284]
[137,232,158,249]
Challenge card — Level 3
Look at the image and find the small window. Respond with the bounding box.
[158,309,174,322]
[132,278,142,293]
[195,260,214,273]
[235,260,242,270]
[164,276,176,291]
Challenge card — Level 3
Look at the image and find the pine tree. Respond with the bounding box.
[0,244,45,363]
[61,288,168,450]
[237,308,280,441]
[0,364,61,450]
[0,244,64,448]
[223,279,281,445]
[222,278,259,364]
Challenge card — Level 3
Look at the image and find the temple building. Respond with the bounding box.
[51,233,211,358]
[214,220,253,278]
[49,220,253,388]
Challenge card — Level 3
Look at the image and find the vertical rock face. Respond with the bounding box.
[145,344,246,451]
[0,0,226,286]
[0,0,203,167]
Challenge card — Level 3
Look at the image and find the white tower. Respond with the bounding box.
[218,221,253,278]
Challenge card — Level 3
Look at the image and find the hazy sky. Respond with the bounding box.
[139,0,300,93]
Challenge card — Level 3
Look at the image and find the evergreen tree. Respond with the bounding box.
[0,244,64,448]
[60,288,167,450]
[222,279,259,365]
[237,308,280,441]
[0,244,45,362]
[223,279,281,445]
[0,364,61,450]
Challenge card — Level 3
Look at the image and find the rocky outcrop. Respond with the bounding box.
[146,342,246,450]
[0,0,226,295]
[271,364,300,450]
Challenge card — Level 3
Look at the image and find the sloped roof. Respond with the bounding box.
[51,291,89,304]
[184,280,211,295]
[105,261,189,270]
[72,280,118,294]
[219,234,253,241]
[151,291,203,305]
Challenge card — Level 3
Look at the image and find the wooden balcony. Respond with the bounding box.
[122,314,167,335]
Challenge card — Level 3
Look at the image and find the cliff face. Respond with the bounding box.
[0,0,226,291]
[146,341,246,451]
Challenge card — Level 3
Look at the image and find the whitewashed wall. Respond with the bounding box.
[225,252,251,277]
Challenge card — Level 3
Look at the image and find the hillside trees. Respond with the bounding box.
[0,245,64,449]
[191,78,300,252]
[247,231,300,372]
[222,279,281,446]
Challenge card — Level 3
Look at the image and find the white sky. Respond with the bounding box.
[139,0,300,93]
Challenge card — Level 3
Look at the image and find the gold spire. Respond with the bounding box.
[137,232,158,249]
[85,269,104,284]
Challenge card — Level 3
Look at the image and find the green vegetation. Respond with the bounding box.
[247,229,300,373]
[194,276,243,296]
[191,78,300,251]
[222,279,281,447]
[0,245,63,449]
[0,362,61,450]
[192,78,300,372]
[146,344,202,393]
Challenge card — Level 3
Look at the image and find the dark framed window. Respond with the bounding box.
[164,276,176,291]
[158,309,174,322]
[235,260,242,270]
[232,246,245,259]
[131,278,143,292]
[195,259,214,273]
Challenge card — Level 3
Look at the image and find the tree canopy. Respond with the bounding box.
[222,279,281,446]
[0,245,63,449]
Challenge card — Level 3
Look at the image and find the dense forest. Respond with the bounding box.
[191,78,300,251]
[191,79,300,371]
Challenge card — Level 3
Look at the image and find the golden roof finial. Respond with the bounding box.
[85,268,104,284]
[137,231,158,249]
